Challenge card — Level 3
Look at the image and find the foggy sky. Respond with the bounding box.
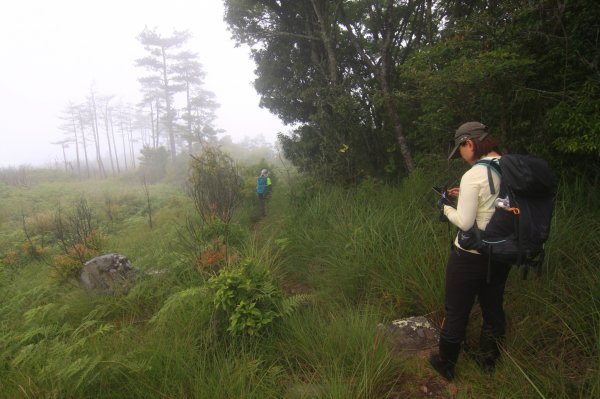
[0,0,286,168]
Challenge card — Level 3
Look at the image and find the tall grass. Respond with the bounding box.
[493,175,600,398]
[272,303,405,398]
[1,169,598,398]
[272,172,448,318]
[270,171,600,397]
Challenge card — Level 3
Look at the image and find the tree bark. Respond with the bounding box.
[102,103,116,175]
[128,114,136,169]
[162,46,176,163]
[109,110,121,173]
[77,108,90,178]
[68,107,82,177]
[186,81,193,153]
[89,89,106,178]
[379,0,415,172]
[310,0,340,84]
[343,0,416,173]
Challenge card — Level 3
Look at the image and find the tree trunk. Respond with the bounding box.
[154,100,161,149]
[310,0,340,84]
[186,81,193,153]
[149,102,156,148]
[103,104,116,175]
[77,109,91,178]
[118,108,128,170]
[379,0,415,173]
[121,133,128,170]
[69,111,82,177]
[89,90,106,177]
[109,111,121,173]
[426,0,433,44]
[343,0,416,173]
[61,142,68,172]
[128,115,136,168]
[162,46,176,163]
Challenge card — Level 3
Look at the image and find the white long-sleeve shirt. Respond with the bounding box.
[444,157,501,252]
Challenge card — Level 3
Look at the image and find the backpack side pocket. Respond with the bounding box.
[458,226,485,251]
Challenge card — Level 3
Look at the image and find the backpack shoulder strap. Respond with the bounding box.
[474,158,501,195]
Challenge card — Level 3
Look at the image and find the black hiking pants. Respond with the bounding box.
[440,247,512,344]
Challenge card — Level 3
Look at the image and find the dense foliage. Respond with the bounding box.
[224,0,600,181]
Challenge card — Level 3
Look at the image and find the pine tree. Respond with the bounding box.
[135,27,191,163]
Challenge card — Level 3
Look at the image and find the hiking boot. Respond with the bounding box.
[429,339,461,381]
[465,331,502,373]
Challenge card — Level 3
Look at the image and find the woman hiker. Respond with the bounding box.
[430,121,512,381]
[256,169,269,215]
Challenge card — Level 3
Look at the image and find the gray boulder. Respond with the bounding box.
[377,317,455,396]
[377,316,439,356]
[79,253,136,295]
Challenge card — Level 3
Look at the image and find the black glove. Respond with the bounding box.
[437,197,453,222]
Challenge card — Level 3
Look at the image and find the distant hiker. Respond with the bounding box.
[430,122,512,381]
[256,169,269,215]
[257,169,271,198]
[266,172,273,198]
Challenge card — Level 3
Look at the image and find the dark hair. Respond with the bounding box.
[471,135,502,159]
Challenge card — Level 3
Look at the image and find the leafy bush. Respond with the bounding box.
[187,146,243,226]
[21,240,49,260]
[1,250,19,267]
[196,239,234,273]
[177,217,247,275]
[208,259,301,337]
[53,198,99,256]
[49,230,105,281]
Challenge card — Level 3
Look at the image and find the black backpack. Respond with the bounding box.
[458,154,556,279]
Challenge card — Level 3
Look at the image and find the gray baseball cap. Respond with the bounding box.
[448,121,489,159]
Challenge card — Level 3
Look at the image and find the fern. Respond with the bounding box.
[23,303,60,325]
[71,319,101,339]
[150,286,208,325]
[10,343,38,368]
[18,324,72,346]
[279,294,313,318]
[49,354,104,390]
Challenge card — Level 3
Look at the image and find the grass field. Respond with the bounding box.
[0,167,598,398]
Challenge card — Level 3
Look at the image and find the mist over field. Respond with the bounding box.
[0,0,286,168]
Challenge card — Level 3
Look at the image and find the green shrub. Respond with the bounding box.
[209,259,281,336]
[187,146,243,226]
[49,230,106,282]
[208,259,303,337]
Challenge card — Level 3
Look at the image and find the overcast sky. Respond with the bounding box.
[0,0,287,168]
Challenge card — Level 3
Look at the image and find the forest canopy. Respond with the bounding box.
[224,0,600,182]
